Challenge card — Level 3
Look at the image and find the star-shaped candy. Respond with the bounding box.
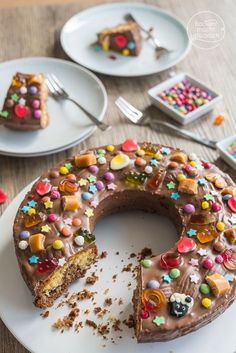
[204,193,214,201]
[28,255,39,264]
[41,224,51,233]
[150,159,158,167]
[210,190,219,196]
[58,257,66,267]
[85,208,94,218]
[44,200,53,209]
[87,175,97,183]
[27,200,37,208]
[19,97,26,106]
[90,200,99,208]
[190,273,200,283]
[162,274,172,283]
[64,218,72,226]
[187,228,197,237]
[64,163,73,171]
[197,248,208,256]
[171,192,180,200]
[88,185,97,194]
[107,183,117,191]
[224,274,234,282]
[167,181,176,190]
[189,258,199,267]
[21,205,30,214]
[78,178,88,187]
[161,147,171,155]
[198,178,207,186]
[153,316,165,326]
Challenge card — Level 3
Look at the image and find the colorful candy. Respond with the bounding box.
[227,140,236,159]
[110,153,130,170]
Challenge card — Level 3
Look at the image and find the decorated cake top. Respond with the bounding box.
[13,140,236,334]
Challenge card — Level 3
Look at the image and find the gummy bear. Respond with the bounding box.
[125,171,146,186]
[24,213,42,228]
[37,258,58,273]
[196,226,218,244]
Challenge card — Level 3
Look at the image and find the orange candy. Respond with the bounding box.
[142,288,166,311]
[206,273,230,296]
[62,195,80,211]
[72,218,81,227]
[170,151,188,164]
[74,154,96,167]
[214,114,225,126]
[61,226,72,237]
[147,172,163,190]
[196,226,218,243]
[178,178,198,195]
[135,157,146,167]
[59,179,78,193]
[28,233,45,253]
[24,214,42,228]
[67,173,77,181]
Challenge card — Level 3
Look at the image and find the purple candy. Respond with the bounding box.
[147,280,160,289]
[51,189,61,199]
[88,165,99,174]
[34,110,41,119]
[20,230,30,239]
[32,99,40,109]
[29,86,38,95]
[104,172,114,181]
[183,204,195,214]
[95,180,105,191]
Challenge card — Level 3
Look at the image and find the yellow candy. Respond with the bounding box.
[136,149,145,157]
[202,201,209,209]
[28,208,36,216]
[122,48,130,56]
[176,173,186,182]
[106,144,114,152]
[60,166,69,175]
[190,160,197,167]
[110,153,130,170]
[201,298,212,309]
[216,222,225,231]
[154,153,163,161]
[53,240,63,250]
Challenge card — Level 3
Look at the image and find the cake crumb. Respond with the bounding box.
[140,247,152,259]
[112,319,122,332]
[40,310,49,318]
[86,272,98,285]
[122,263,132,272]
[53,307,80,330]
[97,323,109,335]
[123,314,135,328]
[104,297,112,306]
[77,289,97,300]
[100,251,108,258]
[85,319,97,329]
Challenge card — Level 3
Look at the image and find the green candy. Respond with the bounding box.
[0,110,9,118]
[142,259,153,268]
[11,93,19,102]
[169,268,180,279]
[195,98,203,106]
[200,283,210,294]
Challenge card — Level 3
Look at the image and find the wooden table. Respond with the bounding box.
[1,0,236,352]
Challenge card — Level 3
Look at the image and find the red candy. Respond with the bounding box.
[122,139,138,152]
[114,35,127,48]
[228,196,236,212]
[141,309,149,319]
[36,181,52,196]
[202,258,214,269]
[37,258,58,273]
[159,252,183,269]
[0,188,8,204]
[211,202,222,212]
[177,237,196,253]
[203,162,212,169]
[14,104,29,119]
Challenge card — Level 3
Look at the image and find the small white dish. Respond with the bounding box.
[217,134,236,171]
[60,2,191,77]
[148,72,222,125]
[0,57,107,157]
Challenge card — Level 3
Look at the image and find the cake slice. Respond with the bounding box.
[97,21,142,56]
[0,72,49,131]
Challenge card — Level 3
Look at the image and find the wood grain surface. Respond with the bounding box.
[0,1,236,352]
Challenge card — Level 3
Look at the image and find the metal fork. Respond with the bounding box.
[115,96,217,150]
[124,13,172,54]
[46,74,111,131]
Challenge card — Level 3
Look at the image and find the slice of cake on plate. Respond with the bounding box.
[0,72,49,131]
[97,21,142,56]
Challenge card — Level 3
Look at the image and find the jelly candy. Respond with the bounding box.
[228,196,236,212]
[59,179,78,193]
[0,188,7,204]
[142,288,166,312]
[114,35,127,48]
[36,180,52,196]
[147,172,165,190]
[196,226,218,244]
[159,252,183,269]
[190,213,216,226]
[14,104,29,119]
[141,143,158,156]
[125,171,146,186]
[122,139,138,152]
[177,237,196,253]
[223,249,236,271]
[37,258,58,273]
[24,213,42,228]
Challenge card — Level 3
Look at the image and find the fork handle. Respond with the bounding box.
[66,97,111,132]
[150,120,217,150]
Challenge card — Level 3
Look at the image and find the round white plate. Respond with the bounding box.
[60,2,191,77]
[1,184,236,353]
[0,57,107,156]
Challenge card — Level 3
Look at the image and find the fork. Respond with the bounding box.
[115,96,217,150]
[124,13,172,54]
[46,74,111,131]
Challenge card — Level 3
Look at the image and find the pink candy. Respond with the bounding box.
[202,258,214,269]
[211,202,222,212]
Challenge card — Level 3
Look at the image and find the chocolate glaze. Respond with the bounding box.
[12,142,236,342]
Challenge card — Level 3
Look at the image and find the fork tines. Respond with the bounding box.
[115,96,143,123]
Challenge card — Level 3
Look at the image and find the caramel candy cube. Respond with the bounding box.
[170,151,188,164]
[29,233,45,253]
[178,178,198,195]
[74,154,96,167]
[224,227,236,244]
[206,273,230,297]
[196,226,218,243]
[62,195,80,211]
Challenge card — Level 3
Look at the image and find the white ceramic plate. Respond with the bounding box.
[217,134,236,171]
[60,2,191,77]
[1,183,236,353]
[0,57,107,156]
